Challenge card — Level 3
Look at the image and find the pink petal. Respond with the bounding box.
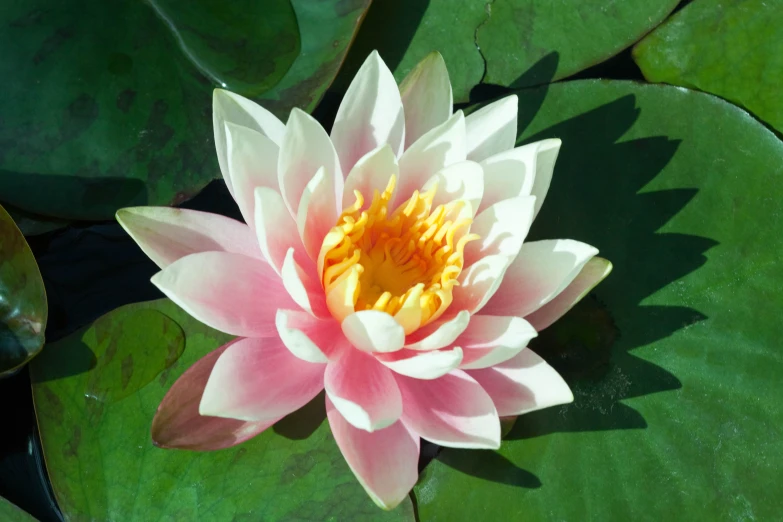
[275,309,342,363]
[280,248,329,318]
[465,95,518,162]
[151,251,296,337]
[224,122,279,228]
[331,51,405,172]
[467,349,573,416]
[450,254,510,314]
[394,111,466,209]
[324,344,403,431]
[422,160,484,216]
[375,346,463,380]
[457,315,537,370]
[342,145,399,210]
[213,89,285,194]
[116,207,262,269]
[481,239,599,318]
[526,256,612,331]
[254,187,302,274]
[199,337,325,421]
[463,196,535,266]
[396,370,500,449]
[296,167,338,261]
[152,339,277,450]
[404,310,470,351]
[400,51,453,148]
[341,310,405,353]
[278,108,343,218]
[326,396,419,510]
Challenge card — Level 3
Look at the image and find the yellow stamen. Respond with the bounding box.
[318,175,479,333]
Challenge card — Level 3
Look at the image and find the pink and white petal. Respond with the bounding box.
[326,397,419,510]
[477,138,561,214]
[152,339,278,450]
[400,51,453,148]
[325,265,360,322]
[457,315,537,370]
[341,310,405,353]
[467,349,573,416]
[225,122,279,227]
[528,138,562,217]
[213,89,285,193]
[281,248,329,318]
[278,108,343,218]
[199,337,325,422]
[276,309,342,363]
[463,196,535,266]
[297,167,338,261]
[324,345,403,431]
[481,239,599,318]
[342,145,399,210]
[422,160,484,215]
[394,111,466,209]
[375,346,463,380]
[331,51,405,172]
[396,370,500,449]
[254,187,302,274]
[404,310,470,351]
[152,251,296,337]
[465,95,518,163]
[451,254,511,315]
[116,207,261,269]
[526,257,612,331]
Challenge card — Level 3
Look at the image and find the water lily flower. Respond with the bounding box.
[117,51,611,509]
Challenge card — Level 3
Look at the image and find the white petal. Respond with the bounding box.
[451,254,510,314]
[528,138,562,217]
[342,310,406,353]
[463,195,535,266]
[465,95,518,162]
[400,51,453,148]
[404,310,470,351]
[224,122,279,227]
[213,89,285,193]
[275,309,340,363]
[478,139,560,214]
[254,187,301,273]
[481,239,598,318]
[342,144,399,210]
[467,349,573,416]
[457,315,537,370]
[296,167,338,261]
[278,108,343,218]
[526,257,612,331]
[422,160,484,215]
[281,248,329,318]
[375,347,463,380]
[394,111,466,209]
[331,51,405,172]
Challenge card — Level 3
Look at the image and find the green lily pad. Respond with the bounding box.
[633,0,783,135]
[415,80,783,520]
[0,0,370,220]
[338,0,678,102]
[30,299,414,521]
[0,496,37,522]
[0,204,47,377]
[6,206,69,236]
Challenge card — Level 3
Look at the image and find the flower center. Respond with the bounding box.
[317,175,479,334]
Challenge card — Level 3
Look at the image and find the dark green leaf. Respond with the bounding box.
[0,0,370,220]
[5,206,68,237]
[415,80,783,520]
[633,0,783,135]
[0,204,47,376]
[31,299,415,521]
[0,496,37,522]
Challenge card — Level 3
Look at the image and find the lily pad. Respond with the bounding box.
[633,0,783,135]
[0,0,370,220]
[5,206,69,237]
[338,0,678,102]
[0,204,47,377]
[415,80,783,520]
[30,299,414,521]
[0,496,37,522]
